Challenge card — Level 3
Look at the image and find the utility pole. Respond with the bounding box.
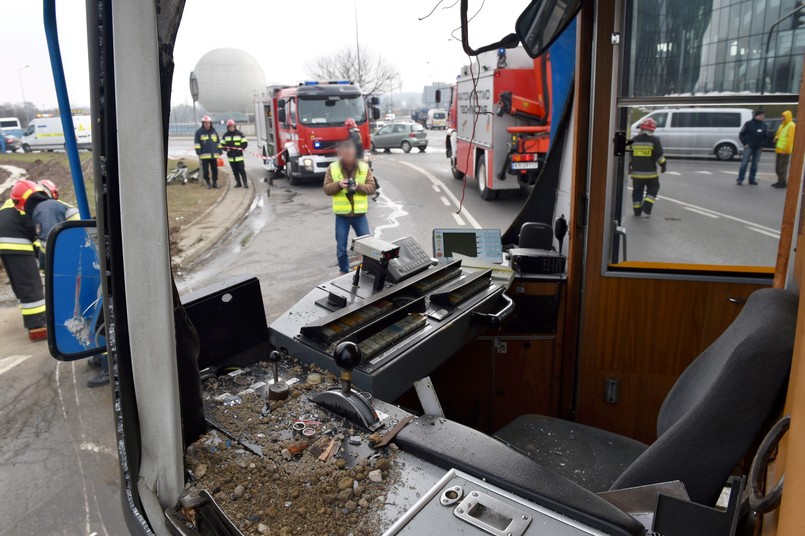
[354,0,362,87]
[18,65,30,125]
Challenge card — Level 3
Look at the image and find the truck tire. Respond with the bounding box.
[370,140,377,152]
[476,158,498,201]
[451,161,465,180]
[22,144,31,153]
[401,140,412,153]
[715,142,737,161]
[288,160,301,186]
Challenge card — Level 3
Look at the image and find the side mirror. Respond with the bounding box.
[45,220,106,360]
[277,108,287,124]
[372,106,381,121]
[370,96,380,106]
[277,99,286,109]
[515,0,584,58]
[435,90,442,104]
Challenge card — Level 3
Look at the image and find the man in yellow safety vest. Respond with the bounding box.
[772,110,796,189]
[323,140,377,274]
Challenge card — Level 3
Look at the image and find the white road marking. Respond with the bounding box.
[432,184,440,192]
[0,354,31,376]
[665,171,681,176]
[372,191,409,239]
[439,196,451,206]
[451,212,466,226]
[648,191,781,234]
[747,226,781,238]
[683,207,719,219]
[397,160,482,229]
[80,441,116,457]
[695,171,713,175]
[722,170,739,175]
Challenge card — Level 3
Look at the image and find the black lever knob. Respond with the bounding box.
[334,341,361,396]
[334,341,362,371]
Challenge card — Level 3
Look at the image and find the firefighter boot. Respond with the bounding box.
[87,370,110,388]
[29,327,47,342]
[633,204,642,217]
[205,179,211,189]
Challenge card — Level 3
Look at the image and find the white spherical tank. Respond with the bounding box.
[192,48,266,113]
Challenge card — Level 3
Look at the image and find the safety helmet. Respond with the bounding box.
[201,115,212,124]
[10,180,41,210]
[38,179,59,200]
[345,118,357,129]
[639,117,657,132]
[226,119,236,127]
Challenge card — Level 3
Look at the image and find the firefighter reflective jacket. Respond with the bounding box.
[629,132,666,179]
[221,129,248,162]
[194,127,221,159]
[0,199,37,256]
[329,161,369,215]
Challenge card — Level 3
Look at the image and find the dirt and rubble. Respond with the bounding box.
[179,362,402,536]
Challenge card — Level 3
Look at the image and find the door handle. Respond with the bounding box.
[727,296,747,305]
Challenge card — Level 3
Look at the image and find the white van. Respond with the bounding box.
[630,108,753,161]
[0,117,22,132]
[21,115,92,152]
[426,109,448,130]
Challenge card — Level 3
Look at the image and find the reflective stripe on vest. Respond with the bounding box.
[331,162,369,215]
[229,156,244,162]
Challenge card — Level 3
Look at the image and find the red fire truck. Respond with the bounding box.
[255,81,378,185]
[446,47,551,200]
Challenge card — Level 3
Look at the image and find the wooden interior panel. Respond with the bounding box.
[573,0,771,444]
[492,338,555,431]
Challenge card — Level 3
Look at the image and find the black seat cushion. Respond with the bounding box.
[496,414,648,492]
[496,288,797,506]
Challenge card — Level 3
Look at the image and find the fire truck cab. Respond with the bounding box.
[254,81,374,185]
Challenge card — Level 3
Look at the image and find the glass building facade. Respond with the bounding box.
[624,0,805,97]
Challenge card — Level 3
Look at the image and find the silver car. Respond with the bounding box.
[631,108,753,161]
[370,122,428,153]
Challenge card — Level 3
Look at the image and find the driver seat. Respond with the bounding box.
[495,288,797,505]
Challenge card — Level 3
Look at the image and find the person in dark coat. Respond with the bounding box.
[737,109,768,186]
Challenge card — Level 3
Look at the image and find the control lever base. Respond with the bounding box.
[312,390,383,431]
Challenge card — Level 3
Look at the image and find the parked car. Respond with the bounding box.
[2,133,21,152]
[631,107,753,160]
[370,122,428,153]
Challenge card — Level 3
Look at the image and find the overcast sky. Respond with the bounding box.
[0,0,528,109]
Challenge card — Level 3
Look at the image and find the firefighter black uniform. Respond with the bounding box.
[194,116,222,189]
[0,199,47,336]
[629,129,666,216]
[221,122,249,188]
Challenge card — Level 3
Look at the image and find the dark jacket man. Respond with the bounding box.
[221,120,249,188]
[739,114,768,150]
[194,115,222,188]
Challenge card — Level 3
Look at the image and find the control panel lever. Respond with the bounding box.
[267,350,290,401]
[311,342,382,431]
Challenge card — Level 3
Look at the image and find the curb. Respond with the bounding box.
[171,172,257,268]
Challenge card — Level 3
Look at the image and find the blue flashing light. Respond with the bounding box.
[303,81,319,86]
[314,141,322,149]
[331,80,351,85]
[497,47,506,56]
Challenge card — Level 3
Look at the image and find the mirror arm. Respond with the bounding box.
[459,0,520,56]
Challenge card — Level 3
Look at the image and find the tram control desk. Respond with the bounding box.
[269,229,566,411]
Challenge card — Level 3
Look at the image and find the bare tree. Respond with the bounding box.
[307,47,399,95]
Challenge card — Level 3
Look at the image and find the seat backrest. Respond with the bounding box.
[611,288,798,505]
[519,222,553,249]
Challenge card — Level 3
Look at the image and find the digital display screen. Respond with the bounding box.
[443,232,478,258]
[433,229,502,263]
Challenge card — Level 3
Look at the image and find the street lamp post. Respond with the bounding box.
[18,65,30,125]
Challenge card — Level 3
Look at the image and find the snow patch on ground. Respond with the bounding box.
[0,165,28,196]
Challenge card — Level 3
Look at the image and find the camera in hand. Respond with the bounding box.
[347,177,357,196]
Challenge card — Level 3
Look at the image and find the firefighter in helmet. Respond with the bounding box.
[629,117,666,218]
[12,179,80,263]
[345,118,364,159]
[221,119,249,188]
[3,180,47,340]
[194,115,222,189]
